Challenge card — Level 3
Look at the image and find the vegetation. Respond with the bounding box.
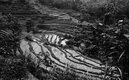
[0,56,27,80]
[39,0,129,22]
[0,13,26,80]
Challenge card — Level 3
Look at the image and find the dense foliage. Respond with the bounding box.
[0,56,27,80]
[65,17,129,80]
[0,14,21,56]
[0,13,27,80]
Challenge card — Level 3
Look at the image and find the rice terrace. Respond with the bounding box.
[0,0,129,80]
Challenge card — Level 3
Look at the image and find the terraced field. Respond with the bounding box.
[17,30,122,80]
[0,0,127,80]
